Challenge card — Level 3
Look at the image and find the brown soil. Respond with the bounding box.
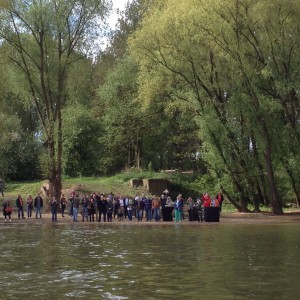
[220,210,300,224]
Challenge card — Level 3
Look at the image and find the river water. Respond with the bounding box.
[0,223,299,299]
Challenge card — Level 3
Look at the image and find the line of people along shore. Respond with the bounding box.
[2,190,224,223]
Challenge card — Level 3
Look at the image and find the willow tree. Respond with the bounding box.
[0,0,110,198]
[130,0,300,214]
[129,0,265,212]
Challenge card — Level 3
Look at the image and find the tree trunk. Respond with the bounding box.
[223,191,243,212]
[47,119,62,200]
[134,130,142,169]
[242,70,282,214]
[253,194,261,212]
[285,166,300,208]
[264,146,283,214]
[251,134,270,206]
[253,182,263,212]
[240,196,250,212]
[56,107,63,200]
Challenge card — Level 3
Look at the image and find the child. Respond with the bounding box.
[3,199,12,222]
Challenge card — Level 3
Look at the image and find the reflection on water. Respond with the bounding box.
[0,223,299,299]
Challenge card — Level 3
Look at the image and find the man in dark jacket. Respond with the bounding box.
[50,196,59,222]
[34,193,44,218]
[16,194,25,219]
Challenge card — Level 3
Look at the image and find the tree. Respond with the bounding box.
[62,105,103,177]
[98,55,151,171]
[108,0,153,58]
[0,96,41,180]
[94,0,154,87]
[129,0,300,213]
[0,0,110,198]
[97,52,201,173]
[0,50,41,180]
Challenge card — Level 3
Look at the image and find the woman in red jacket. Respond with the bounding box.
[202,193,211,208]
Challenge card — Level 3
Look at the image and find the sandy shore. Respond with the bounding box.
[2,210,300,225]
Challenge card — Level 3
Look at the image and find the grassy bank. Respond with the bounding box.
[1,169,199,199]
[1,171,298,214]
[1,176,147,200]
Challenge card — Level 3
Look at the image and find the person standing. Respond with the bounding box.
[81,194,89,222]
[152,196,161,222]
[68,192,75,217]
[123,195,129,219]
[127,196,134,221]
[95,193,101,222]
[27,194,33,218]
[106,198,113,222]
[72,194,80,222]
[3,199,12,222]
[193,198,203,222]
[135,196,142,222]
[113,196,119,219]
[60,193,67,217]
[166,196,174,207]
[88,195,95,222]
[101,195,108,222]
[114,193,124,221]
[160,194,167,221]
[50,196,59,222]
[118,194,125,221]
[164,196,174,221]
[107,192,114,216]
[140,194,146,221]
[174,194,183,222]
[16,194,25,219]
[216,191,224,212]
[144,196,152,222]
[34,193,43,218]
[187,197,194,222]
[160,194,167,209]
[97,194,107,222]
[203,193,211,208]
[134,195,142,222]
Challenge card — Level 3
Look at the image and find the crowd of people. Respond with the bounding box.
[2,189,224,223]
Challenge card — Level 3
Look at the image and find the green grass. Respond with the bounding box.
[0,173,161,202]
[62,175,150,197]
[2,180,44,199]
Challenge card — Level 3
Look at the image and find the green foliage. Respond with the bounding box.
[62,105,103,177]
[0,0,111,198]
[66,59,97,106]
[114,168,168,182]
[97,53,202,172]
[1,0,299,213]
[129,0,300,212]
[2,180,44,199]
[0,111,41,180]
[169,174,199,199]
[105,0,153,59]
[97,55,141,169]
